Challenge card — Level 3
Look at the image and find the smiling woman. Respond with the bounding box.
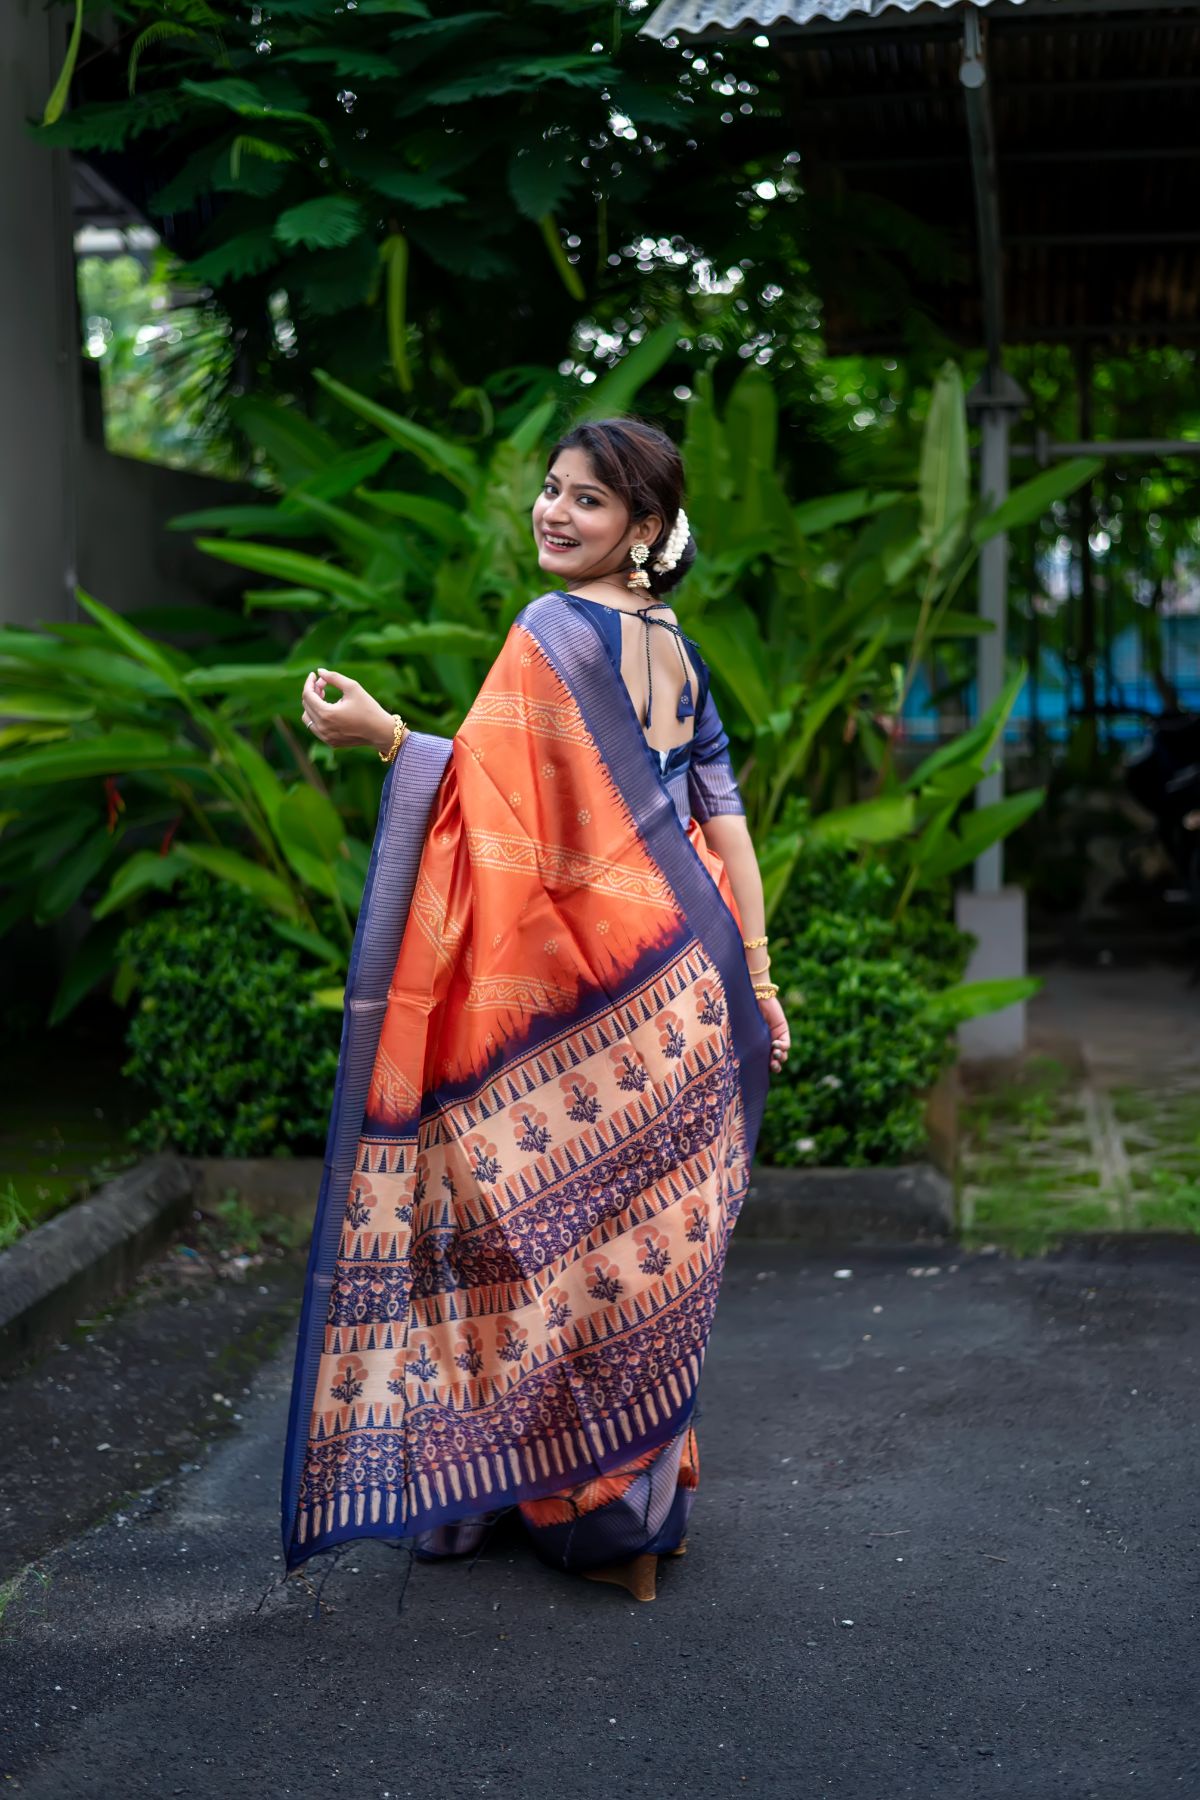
[282,413,790,1604]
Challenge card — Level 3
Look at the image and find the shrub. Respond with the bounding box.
[756,845,971,1167]
[118,872,341,1157]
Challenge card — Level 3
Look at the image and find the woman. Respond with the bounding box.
[280,415,790,1603]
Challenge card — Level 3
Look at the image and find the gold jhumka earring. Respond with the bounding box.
[626,542,651,591]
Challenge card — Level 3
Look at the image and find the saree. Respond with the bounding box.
[279,591,771,1574]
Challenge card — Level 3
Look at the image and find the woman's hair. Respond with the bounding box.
[544,415,696,595]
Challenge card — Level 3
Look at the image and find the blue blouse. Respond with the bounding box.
[557,591,746,827]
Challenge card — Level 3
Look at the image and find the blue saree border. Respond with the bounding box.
[279,730,453,1564]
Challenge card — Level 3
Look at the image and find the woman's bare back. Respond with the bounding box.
[608,602,702,755]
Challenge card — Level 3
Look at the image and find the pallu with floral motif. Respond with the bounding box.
[280,591,770,1571]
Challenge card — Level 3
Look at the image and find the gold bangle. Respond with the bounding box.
[742,935,769,950]
[752,981,779,1000]
[378,714,409,765]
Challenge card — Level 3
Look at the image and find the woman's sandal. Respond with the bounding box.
[583,1553,659,1602]
[581,1538,688,1602]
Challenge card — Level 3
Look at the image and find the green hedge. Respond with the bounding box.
[117,849,969,1168]
[757,846,971,1168]
[118,872,341,1157]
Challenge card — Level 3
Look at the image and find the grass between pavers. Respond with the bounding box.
[1110,1085,1200,1232]
[958,1055,1200,1255]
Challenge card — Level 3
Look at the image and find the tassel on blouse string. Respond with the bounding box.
[635,600,694,728]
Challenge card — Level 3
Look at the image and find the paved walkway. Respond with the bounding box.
[960,962,1200,1246]
[3,1238,1198,1797]
[1028,960,1200,1088]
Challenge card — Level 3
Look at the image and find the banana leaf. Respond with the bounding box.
[809,793,915,845]
[0,730,205,787]
[920,976,1042,1026]
[917,788,1045,880]
[92,847,189,918]
[312,369,478,495]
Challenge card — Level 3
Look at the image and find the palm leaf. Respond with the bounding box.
[973,457,1103,546]
[918,360,968,559]
[193,539,382,609]
[0,731,204,788]
[312,369,478,495]
[575,319,682,422]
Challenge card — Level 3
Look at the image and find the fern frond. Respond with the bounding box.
[36,92,183,152]
[187,229,281,285]
[158,0,227,24]
[284,239,378,315]
[287,47,398,80]
[274,196,365,252]
[128,22,201,96]
[229,135,297,181]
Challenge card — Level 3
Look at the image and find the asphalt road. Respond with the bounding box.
[2,1239,1198,1799]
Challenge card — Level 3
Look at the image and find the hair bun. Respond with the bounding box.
[653,532,696,596]
[652,507,691,576]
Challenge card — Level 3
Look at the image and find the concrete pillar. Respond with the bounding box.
[955,886,1027,1062]
[0,1,81,629]
[963,370,1030,1058]
[967,366,1027,894]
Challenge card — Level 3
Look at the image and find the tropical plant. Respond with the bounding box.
[669,359,1101,931]
[1,355,1082,1031]
[35,0,815,409]
[118,867,341,1155]
[755,844,971,1167]
[0,333,678,1021]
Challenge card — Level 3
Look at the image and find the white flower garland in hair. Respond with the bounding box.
[652,507,691,575]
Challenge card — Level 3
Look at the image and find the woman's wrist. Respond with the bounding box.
[374,712,402,755]
[744,932,770,979]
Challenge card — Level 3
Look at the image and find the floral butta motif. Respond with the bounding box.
[283,598,769,1565]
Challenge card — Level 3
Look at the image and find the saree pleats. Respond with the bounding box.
[280,594,770,1571]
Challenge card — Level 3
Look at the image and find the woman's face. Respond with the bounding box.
[531,448,660,588]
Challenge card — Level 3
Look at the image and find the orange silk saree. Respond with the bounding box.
[280,592,770,1570]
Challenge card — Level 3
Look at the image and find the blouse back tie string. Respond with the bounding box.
[633,600,695,728]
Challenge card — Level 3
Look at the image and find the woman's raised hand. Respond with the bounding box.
[300,667,397,754]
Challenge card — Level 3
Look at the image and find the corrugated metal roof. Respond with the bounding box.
[640,0,1020,45]
[635,0,1200,353]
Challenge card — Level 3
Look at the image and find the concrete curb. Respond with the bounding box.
[184,1155,323,1221]
[184,1154,956,1246]
[0,1154,195,1371]
[0,1154,954,1373]
[739,1162,955,1245]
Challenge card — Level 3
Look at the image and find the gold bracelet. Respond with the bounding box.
[752,981,779,999]
[747,962,772,978]
[743,935,769,950]
[378,714,409,765]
